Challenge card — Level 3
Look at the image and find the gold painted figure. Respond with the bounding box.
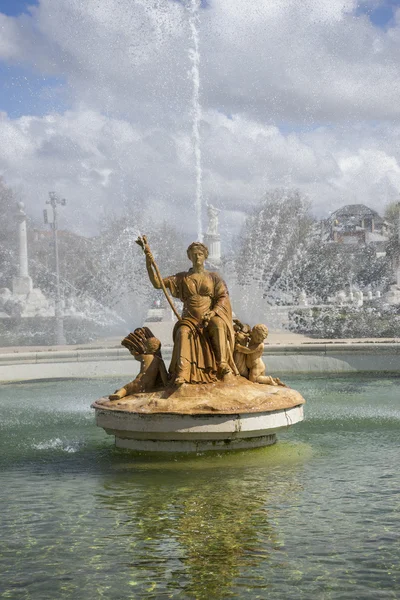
[109,328,169,400]
[233,318,252,378]
[234,323,287,387]
[144,241,238,384]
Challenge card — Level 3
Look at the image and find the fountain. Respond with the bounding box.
[89,3,306,451]
[92,236,305,452]
[188,0,203,242]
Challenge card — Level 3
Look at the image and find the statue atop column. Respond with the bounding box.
[206,203,220,236]
[204,202,221,268]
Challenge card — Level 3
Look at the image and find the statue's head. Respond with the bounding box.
[187,242,209,264]
[121,327,161,357]
[251,324,269,343]
[144,336,161,355]
[236,330,250,345]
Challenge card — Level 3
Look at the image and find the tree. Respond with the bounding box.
[28,212,188,325]
[83,216,187,322]
[384,201,400,228]
[235,188,314,299]
[384,202,400,285]
[293,242,392,300]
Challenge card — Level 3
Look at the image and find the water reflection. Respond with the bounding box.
[3,376,399,598]
[96,445,308,598]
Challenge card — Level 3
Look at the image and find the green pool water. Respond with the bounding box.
[1,376,399,599]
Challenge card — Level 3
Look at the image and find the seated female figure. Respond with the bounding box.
[145,242,238,384]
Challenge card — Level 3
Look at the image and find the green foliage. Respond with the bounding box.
[384,201,400,226]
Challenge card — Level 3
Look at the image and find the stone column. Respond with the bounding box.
[204,203,221,268]
[204,233,221,268]
[12,202,33,295]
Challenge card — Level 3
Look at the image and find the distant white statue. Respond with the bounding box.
[206,203,220,236]
[298,290,308,307]
[354,290,364,308]
[336,290,346,306]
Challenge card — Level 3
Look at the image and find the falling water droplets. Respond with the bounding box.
[187,0,203,241]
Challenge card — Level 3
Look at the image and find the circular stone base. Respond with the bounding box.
[92,379,305,453]
[115,433,277,452]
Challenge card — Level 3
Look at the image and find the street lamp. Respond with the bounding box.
[44,192,67,345]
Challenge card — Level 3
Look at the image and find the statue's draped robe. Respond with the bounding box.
[164,270,238,383]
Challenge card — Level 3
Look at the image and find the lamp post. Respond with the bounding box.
[44,192,67,345]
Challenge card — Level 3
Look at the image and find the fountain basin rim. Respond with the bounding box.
[91,380,305,416]
[91,399,305,416]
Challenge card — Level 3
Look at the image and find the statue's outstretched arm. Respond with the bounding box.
[146,253,162,289]
[234,343,254,355]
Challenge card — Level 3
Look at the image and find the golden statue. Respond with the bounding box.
[93,236,306,452]
[234,322,286,387]
[109,327,169,400]
[141,238,238,384]
[233,318,252,377]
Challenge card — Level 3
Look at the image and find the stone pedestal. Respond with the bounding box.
[92,379,305,453]
[12,276,33,296]
[204,233,221,268]
[12,203,33,296]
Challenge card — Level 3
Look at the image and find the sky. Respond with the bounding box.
[1,0,400,241]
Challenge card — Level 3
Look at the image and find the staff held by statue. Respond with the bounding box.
[135,235,181,322]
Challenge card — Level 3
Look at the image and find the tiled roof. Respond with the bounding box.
[331,204,383,221]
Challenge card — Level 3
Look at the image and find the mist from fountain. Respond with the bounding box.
[187,0,203,242]
[227,191,314,327]
[1,2,398,344]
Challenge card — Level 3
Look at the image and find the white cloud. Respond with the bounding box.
[0,0,400,244]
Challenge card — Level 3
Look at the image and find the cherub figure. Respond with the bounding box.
[109,327,169,400]
[234,323,287,387]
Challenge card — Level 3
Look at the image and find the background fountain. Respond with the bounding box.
[1,1,400,346]
[188,0,203,241]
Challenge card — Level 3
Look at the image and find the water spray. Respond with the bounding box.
[188,0,203,242]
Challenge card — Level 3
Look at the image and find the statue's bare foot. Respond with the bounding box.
[109,388,127,400]
[218,362,232,379]
[174,376,186,386]
[275,377,288,388]
[222,371,236,383]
